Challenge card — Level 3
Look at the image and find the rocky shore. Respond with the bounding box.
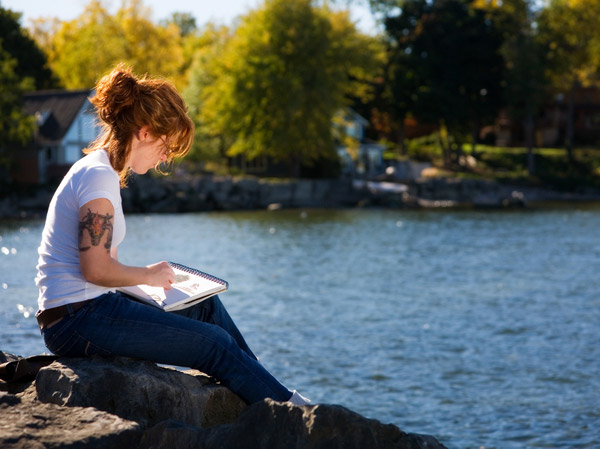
[2,173,600,219]
[1,350,448,449]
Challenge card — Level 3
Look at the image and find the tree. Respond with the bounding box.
[0,6,57,89]
[183,24,233,163]
[115,0,183,80]
[0,43,36,177]
[43,0,183,89]
[410,0,505,165]
[370,0,505,166]
[538,0,600,162]
[495,0,548,174]
[161,12,197,37]
[374,0,428,152]
[192,0,381,177]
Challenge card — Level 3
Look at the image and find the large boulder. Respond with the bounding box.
[0,391,140,449]
[35,356,247,429]
[139,399,447,449]
[1,351,449,449]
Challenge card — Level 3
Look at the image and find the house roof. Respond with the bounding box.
[23,89,94,145]
[343,107,370,127]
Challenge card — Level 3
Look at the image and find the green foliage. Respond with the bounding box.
[43,0,184,89]
[371,0,505,165]
[0,43,36,171]
[183,24,233,164]
[494,0,548,122]
[4,0,598,186]
[413,0,505,137]
[537,0,600,89]
[475,146,600,189]
[0,6,57,89]
[366,0,427,146]
[161,12,197,37]
[188,0,382,177]
[405,133,444,161]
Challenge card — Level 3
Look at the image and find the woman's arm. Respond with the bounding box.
[78,198,174,289]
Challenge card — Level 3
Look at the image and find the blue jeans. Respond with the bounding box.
[40,292,293,404]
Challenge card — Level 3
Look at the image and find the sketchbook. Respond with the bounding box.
[117,262,228,311]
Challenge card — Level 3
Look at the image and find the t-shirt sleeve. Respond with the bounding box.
[76,165,121,211]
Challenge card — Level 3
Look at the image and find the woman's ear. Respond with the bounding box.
[137,125,151,141]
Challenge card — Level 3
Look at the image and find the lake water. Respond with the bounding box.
[1,206,599,449]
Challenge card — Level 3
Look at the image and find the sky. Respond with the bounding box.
[1,0,379,35]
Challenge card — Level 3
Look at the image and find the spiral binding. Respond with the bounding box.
[168,262,228,287]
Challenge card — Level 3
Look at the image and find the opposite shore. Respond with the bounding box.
[3,173,600,220]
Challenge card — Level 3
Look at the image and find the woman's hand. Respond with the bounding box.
[145,261,175,290]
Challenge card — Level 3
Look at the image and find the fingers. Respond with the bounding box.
[162,262,175,289]
[147,261,175,289]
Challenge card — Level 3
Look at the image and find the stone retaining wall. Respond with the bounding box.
[122,175,361,213]
[2,174,599,219]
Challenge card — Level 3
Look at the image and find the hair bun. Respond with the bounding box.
[91,64,139,125]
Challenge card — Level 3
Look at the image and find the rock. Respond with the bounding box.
[0,351,20,364]
[138,400,448,449]
[35,356,247,429]
[1,351,449,449]
[1,391,140,449]
[410,177,528,209]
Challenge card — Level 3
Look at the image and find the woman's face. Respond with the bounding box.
[128,126,170,175]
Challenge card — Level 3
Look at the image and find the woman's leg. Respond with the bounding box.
[171,295,258,360]
[41,292,292,404]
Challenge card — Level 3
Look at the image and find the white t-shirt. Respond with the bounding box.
[35,149,126,311]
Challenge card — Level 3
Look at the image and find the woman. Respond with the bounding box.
[34,64,309,406]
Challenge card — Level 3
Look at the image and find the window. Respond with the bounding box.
[45,147,56,162]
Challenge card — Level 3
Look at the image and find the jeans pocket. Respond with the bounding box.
[81,335,112,357]
[47,329,112,358]
[43,318,73,353]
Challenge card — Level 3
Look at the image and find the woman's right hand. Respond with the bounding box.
[145,261,175,289]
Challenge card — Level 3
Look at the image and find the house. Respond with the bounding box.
[492,85,600,148]
[335,108,386,178]
[13,89,100,184]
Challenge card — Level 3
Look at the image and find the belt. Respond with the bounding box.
[36,299,94,330]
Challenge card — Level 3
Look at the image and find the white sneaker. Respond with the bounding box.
[288,390,311,406]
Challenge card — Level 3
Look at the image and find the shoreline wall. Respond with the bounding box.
[2,174,600,219]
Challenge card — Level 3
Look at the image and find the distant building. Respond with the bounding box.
[335,108,386,179]
[492,86,600,148]
[13,89,100,184]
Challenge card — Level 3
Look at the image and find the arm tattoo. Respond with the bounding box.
[78,208,114,253]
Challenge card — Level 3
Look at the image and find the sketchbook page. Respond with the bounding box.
[118,284,185,308]
[169,266,223,299]
[122,268,222,307]
[118,263,227,310]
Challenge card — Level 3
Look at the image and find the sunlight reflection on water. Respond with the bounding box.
[1,207,599,449]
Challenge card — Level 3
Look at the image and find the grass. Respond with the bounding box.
[388,137,600,191]
[176,135,600,192]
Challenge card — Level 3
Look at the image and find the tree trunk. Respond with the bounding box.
[471,122,478,155]
[565,82,576,164]
[524,114,535,175]
[289,153,301,179]
[454,136,463,167]
[438,121,451,167]
[396,120,406,155]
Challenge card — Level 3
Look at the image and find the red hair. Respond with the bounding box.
[86,64,194,186]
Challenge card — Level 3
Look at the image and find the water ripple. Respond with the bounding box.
[2,208,600,449]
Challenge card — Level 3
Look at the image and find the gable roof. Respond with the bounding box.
[343,107,369,127]
[23,89,93,145]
